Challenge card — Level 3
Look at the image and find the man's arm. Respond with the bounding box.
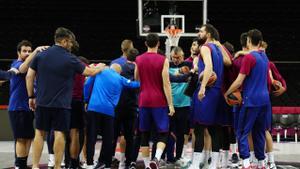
[162,59,175,116]
[0,68,19,80]
[26,68,37,111]
[224,73,246,97]
[169,73,190,83]
[134,63,139,81]
[213,41,232,66]
[198,46,213,100]
[82,63,106,76]
[19,46,49,73]
[121,77,140,88]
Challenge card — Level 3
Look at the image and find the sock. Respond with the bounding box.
[209,152,220,169]
[258,160,265,168]
[267,152,275,163]
[155,148,164,161]
[120,153,125,163]
[204,150,210,163]
[191,152,204,167]
[230,143,237,154]
[250,151,255,162]
[221,151,229,167]
[182,144,187,157]
[49,153,55,162]
[143,157,150,168]
[16,157,27,168]
[243,158,250,168]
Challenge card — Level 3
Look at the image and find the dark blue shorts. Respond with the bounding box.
[192,87,221,125]
[70,99,85,129]
[139,107,169,133]
[8,110,34,139]
[35,106,71,132]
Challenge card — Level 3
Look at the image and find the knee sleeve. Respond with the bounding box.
[141,132,150,147]
[208,126,222,152]
[157,132,168,144]
[194,124,205,152]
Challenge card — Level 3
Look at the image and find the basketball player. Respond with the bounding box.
[84,63,140,169]
[261,41,286,169]
[135,33,175,169]
[225,29,270,169]
[8,40,48,169]
[26,27,105,169]
[189,24,231,169]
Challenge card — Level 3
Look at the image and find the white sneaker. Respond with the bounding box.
[61,161,65,167]
[119,161,126,169]
[269,162,277,169]
[81,161,88,169]
[86,165,94,169]
[48,154,55,167]
[176,157,192,168]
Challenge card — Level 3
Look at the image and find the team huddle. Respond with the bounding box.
[0,24,287,169]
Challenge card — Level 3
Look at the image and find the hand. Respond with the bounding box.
[213,40,222,47]
[29,98,36,111]
[234,50,249,59]
[168,105,175,116]
[273,86,286,97]
[198,87,206,101]
[8,67,19,74]
[94,63,106,70]
[35,46,49,52]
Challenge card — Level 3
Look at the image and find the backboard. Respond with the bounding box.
[138,0,207,37]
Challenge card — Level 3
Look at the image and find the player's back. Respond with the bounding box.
[136,52,167,107]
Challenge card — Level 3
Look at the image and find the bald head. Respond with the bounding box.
[110,63,122,74]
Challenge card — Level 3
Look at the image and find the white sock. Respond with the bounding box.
[120,153,125,163]
[258,160,265,168]
[191,152,204,167]
[221,150,229,167]
[230,143,237,154]
[155,148,164,161]
[267,152,275,163]
[49,154,54,161]
[143,157,150,168]
[182,144,188,157]
[209,152,220,169]
[250,151,255,162]
[243,158,250,168]
[204,150,210,163]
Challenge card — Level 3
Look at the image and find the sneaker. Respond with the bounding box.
[159,159,167,168]
[119,161,126,169]
[269,162,277,169]
[231,153,239,164]
[94,162,105,169]
[86,165,94,169]
[149,158,159,169]
[241,167,251,169]
[81,161,88,169]
[111,157,120,168]
[48,154,55,167]
[175,157,192,168]
[129,162,136,169]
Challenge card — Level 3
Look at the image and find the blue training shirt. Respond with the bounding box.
[9,60,30,111]
[110,56,127,66]
[84,68,140,117]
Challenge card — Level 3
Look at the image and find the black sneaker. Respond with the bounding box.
[129,162,136,169]
[111,157,120,168]
[149,158,159,169]
[231,153,239,164]
[94,162,105,169]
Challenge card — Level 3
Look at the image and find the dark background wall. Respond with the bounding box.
[0,0,300,106]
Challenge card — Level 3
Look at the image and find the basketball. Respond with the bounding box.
[179,66,190,74]
[199,71,217,87]
[272,80,282,91]
[226,90,242,106]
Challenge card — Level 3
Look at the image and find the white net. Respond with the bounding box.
[165,31,181,59]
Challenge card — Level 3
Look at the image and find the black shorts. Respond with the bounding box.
[35,106,71,132]
[8,110,34,139]
[70,99,85,129]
